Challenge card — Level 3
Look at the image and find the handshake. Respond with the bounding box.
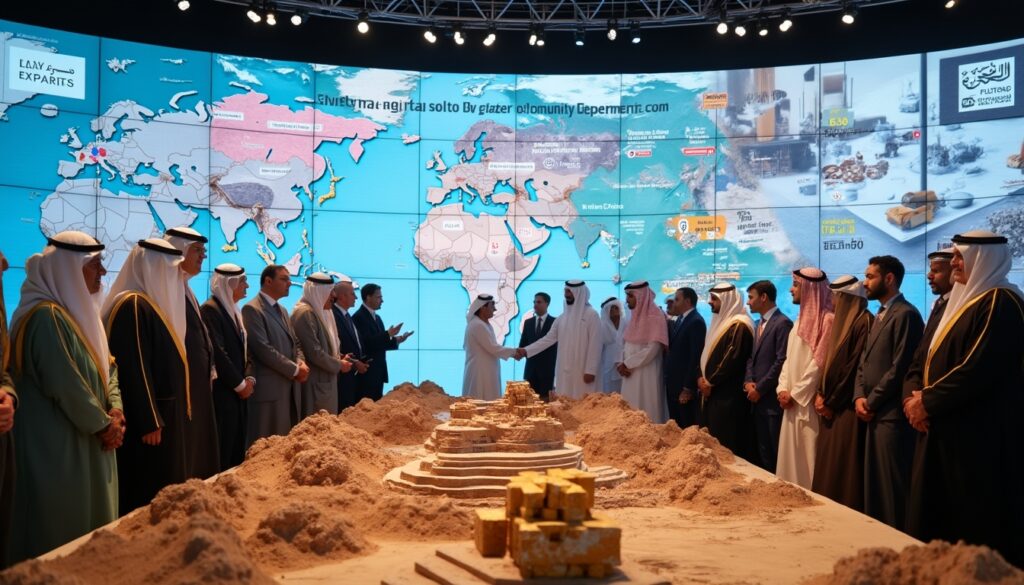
[512,348,527,361]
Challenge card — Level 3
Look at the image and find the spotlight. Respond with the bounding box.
[944,0,956,7]
[177,0,190,11]
[607,20,618,41]
[484,25,496,46]
[291,11,305,25]
[528,24,537,46]
[265,5,277,26]
[734,22,747,37]
[575,27,585,47]
[247,1,262,22]
[357,11,370,33]
[841,5,857,24]
[716,7,728,35]
[536,29,546,46]
[453,25,464,45]
[630,21,641,44]
[779,12,793,32]
[758,20,768,36]
[424,26,437,43]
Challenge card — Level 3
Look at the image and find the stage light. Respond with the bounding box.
[424,27,437,43]
[177,0,190,11]
[779,12,793,32]
[453,25,464,45]
[528,24,537,46]
[265,5,277,26]
[536,28,545,46]
[357,11,370,33]
[758,20,768,36]
[484,25,496,47]
[247,1,262,22]
[841,5,857,24]
[607,20,618,41]
[734,23,747,37]
[716,6,728,35]
[575,28,585,47]
[630,21,641,44]
[944,0,956,7]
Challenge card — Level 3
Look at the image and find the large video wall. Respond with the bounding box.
[2,19,1023,394]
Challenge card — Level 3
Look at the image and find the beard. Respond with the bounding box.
[565,298,575,305]
[866,283,888,300]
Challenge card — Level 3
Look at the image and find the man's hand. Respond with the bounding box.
[239,377,255,400]
[97,408,126,450]
[142,428,162,446]
[814,395,834,420]
[616,363,632,378]
[904,390,929,432]
[743,382,761,403]
[777,390,793,409]
[583,373,595,384]
[340,357,353,374]
[295,361,310,383]
[697,376,712,398]
[679,389,695,404]
[0,391,15,434]
[396,330,414,344]
[514,348,527,360]
[387,323,404,337]
[353,359,369,374]
[854,397,874,422]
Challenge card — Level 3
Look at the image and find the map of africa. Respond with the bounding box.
[3,20,1024,394]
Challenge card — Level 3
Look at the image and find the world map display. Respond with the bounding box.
[2,19,1023,394]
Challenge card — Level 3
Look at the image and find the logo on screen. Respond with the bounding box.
[958,57,1015,113]
[7,46,86,100]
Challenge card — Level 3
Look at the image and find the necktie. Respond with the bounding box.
[929,297,947,322]
[536,315,543,336]
[758,318,766,338]
[346,312,362,354]
[872,305,886,332]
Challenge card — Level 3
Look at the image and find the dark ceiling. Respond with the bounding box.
[1,0,1020,74]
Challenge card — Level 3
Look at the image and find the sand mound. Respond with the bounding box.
[384,380,454,413]
[546,398,581,431]
[804,540,1024,585]
[290,448,353,486]
[574,401,686,471]
[357,495,473,540]
[248,502,369,569]
[338,397,439,445]
[0,514,275,585]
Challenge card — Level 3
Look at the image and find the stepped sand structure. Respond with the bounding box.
[385,382,627,498]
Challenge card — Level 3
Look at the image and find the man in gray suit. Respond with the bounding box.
[855,255,923,529]
[242,265,309,446]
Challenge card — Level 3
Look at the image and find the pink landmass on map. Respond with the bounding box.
[211,92,385,178]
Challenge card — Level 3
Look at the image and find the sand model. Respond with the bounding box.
[385,382,627,498]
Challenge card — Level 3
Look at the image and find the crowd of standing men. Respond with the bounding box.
[0,227,411,566]
[462,229,1022,567]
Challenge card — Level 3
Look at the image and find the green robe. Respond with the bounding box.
[8,302,121,563]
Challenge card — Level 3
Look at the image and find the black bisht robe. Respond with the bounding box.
[811,310,871,512]
[183,297,220,479]
[907,288,1024,568]
[698,322,755,462]
[106,293,189,514]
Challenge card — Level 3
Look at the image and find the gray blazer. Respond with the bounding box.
[291,303,344,416]
[855,295,923,421]
[242,294,304,411]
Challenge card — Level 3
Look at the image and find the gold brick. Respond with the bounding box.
[543,477,573,508]
[474,509,508,558]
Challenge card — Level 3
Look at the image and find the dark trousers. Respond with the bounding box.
[0,433,13,568]
[864,417,915,529]
[212,387,247,471]
[754,410,782,473]
[666,390,699,429]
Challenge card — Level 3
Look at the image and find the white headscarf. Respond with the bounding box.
[299,273,339,355]
[11,231,111,383]
[163,226,207,274]
[700,283,755,372]
[600,296,628,361]
[930,230,1024,352]
[210,263,246,340]
[467,294,495,323]
[102,238,187,347]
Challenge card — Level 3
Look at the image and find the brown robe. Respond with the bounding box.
[698,322,755,462]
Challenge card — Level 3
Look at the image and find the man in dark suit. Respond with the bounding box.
[855,255,923,529]
[744,280,793,473]
[352,283,412,401]
[518,292,557,401]
[332,278,369,410]
[664,287,706,429]
[200,264,254,471]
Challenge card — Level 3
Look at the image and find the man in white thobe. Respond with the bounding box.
[776,267,834,488]
[517,280,602,400]
[598,297,628,393]
[618,281,670,423]
[462,294,517,399]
